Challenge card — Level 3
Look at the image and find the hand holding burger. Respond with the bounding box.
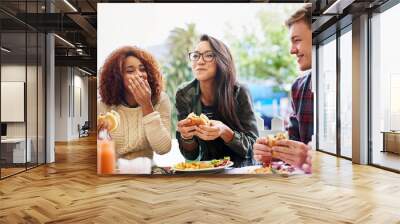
[177,112,210,141]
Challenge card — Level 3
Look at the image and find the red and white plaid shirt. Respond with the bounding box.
[287,72,314,144]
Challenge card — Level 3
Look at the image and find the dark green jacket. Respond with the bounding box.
[175,79,258,167]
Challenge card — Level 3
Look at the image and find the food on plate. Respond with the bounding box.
[251,161,295,176]
[271,161,295,175]
[175,161,212,170]
[98,110,120,132]
[187,112,210,126]
[174,157,231,170]
[259,133,295,176]
[252,167,272,174]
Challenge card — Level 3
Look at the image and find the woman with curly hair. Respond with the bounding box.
[98,46,171,160]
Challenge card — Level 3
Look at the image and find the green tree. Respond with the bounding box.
[226,9,298,93]
[161,23,199,136]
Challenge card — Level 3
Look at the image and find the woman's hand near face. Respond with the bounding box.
[127,72,154,115]
[127,72,151,106]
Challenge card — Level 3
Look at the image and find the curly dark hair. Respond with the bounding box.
[99,46,163,106]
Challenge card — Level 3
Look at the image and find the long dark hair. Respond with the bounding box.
[199,34,244,132]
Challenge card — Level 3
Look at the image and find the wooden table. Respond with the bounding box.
[114,162,302,176]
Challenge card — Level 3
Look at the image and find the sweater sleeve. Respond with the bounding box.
[143,92,172,155]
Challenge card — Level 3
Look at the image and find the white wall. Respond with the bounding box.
[55,67,89,141]
[1,65,37,138]
[1,65,26,140]
[72,73,89,138]
[55,66,69,141]
[1,63,46,163]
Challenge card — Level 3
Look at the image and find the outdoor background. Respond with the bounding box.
[98,3,306,137]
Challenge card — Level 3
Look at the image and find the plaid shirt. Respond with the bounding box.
[288,72,314,144]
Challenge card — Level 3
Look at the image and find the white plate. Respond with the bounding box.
[173,161,234,173]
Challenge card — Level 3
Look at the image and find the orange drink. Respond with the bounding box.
[97,139,115,174]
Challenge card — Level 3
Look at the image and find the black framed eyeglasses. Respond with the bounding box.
[188,51,216,62]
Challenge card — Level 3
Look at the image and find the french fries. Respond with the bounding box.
[174,157,230,170]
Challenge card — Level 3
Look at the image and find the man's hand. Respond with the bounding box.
[253,137,273,166]
[272,139,312,172]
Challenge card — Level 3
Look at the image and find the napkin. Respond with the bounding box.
[117,157,152,174]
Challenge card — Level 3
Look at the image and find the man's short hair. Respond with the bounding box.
[285,4,312,29]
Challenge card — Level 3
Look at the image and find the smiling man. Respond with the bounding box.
[253,5,313,173]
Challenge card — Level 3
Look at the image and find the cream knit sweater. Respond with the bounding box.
[98,92,172,160]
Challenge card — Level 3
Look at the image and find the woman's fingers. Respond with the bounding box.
[133,75,148,96]
[196,126,219,139]
[181,125,196,134]
[129,77,142,95]
[196,126,218,136]
[195,128,218,140]
[129,75,152,107]
[178,123,196,139]
[142,77,151,92]
[132,76,145,95]
[198,125,218,132]
[137,76,150,92]
[178,118,194,128]
[127,79,137,96]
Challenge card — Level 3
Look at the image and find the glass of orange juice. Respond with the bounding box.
[97,130,116,174]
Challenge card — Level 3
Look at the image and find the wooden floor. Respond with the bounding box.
[1,163,45,178]
[1,167,26,178]
[1,136,400,223]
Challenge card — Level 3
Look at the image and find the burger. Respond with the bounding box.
[266,132,288,147]
[265,132,288,159]
[187,112,210,126]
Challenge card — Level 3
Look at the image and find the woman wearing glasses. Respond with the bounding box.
[175,34,258,167]
[98,46,171,161]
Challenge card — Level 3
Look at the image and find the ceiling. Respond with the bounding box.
[0,0,393,74]
[0,0,100,74]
